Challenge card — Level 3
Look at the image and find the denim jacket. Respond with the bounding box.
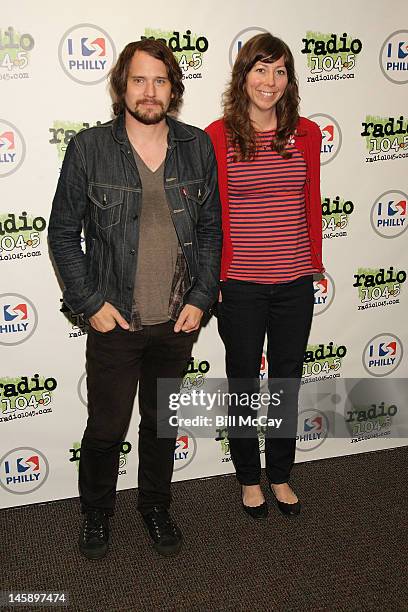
[48,112,222,321]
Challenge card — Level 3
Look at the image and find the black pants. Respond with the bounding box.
[79,321,196,515]
[218,275,314,485]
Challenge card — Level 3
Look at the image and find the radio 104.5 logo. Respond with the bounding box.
[347,401,397,443]
[0,374,57,424]
[70,441,131,477]
[0,212,46,263]
[49,120,103,162]
[302,31,362,83]
[181,356,210,393]
[362,115,408,164]
[345,378,402,442]
[141,28,208,81]
[354,266,405,311]
[216,427,265,464]
[322,195,354,240]
[0,26,34,81]
[60,299,88,340]
[302,342,347,384]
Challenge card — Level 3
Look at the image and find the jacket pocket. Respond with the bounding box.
[88,184,124,229]
[181,181,209,222]
[181,181,209,204]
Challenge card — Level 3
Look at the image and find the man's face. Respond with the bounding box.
[124,50,173,125]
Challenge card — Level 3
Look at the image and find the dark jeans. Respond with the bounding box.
[79,321,197,515]
[218,275,314,485]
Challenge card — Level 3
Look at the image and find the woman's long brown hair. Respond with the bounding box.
[223,33,299,160]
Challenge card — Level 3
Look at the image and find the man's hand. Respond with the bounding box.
[88,302,130,333]
[174,304,203,333]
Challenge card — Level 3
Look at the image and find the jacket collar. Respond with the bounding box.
[111,111,196,145]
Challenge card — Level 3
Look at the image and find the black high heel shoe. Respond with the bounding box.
[241,487,268,520]
[269,484,301,517]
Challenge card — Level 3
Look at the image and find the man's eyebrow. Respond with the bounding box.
[129,74,169,79]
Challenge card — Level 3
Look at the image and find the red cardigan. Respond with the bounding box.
[205,117,324,281]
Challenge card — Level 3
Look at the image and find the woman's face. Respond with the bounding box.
[245,56,288,120]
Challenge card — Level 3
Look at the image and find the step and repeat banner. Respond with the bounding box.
[1,0,407,508]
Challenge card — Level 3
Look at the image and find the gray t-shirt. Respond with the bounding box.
[132,148,179,325]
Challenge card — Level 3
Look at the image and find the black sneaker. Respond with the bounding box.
[141,507,182,557]
[79,510,109,560]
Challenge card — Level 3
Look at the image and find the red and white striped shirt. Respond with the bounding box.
[226,130,317,283]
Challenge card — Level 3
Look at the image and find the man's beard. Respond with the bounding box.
[125,100,167,125]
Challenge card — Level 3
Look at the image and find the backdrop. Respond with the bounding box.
[1,0,407,509]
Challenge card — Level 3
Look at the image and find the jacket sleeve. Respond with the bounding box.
[185,133,222,312]
[48,137,105,318]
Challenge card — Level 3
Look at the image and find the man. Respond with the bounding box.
[48,39,222,559]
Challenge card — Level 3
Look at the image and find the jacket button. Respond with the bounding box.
[130,249,135,255]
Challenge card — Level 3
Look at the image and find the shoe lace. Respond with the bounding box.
[84,511,106,540]
[150,508,177,537]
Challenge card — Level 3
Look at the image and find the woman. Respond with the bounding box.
[206,33,323,519]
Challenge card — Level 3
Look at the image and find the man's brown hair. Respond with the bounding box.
[109,39,184,116]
